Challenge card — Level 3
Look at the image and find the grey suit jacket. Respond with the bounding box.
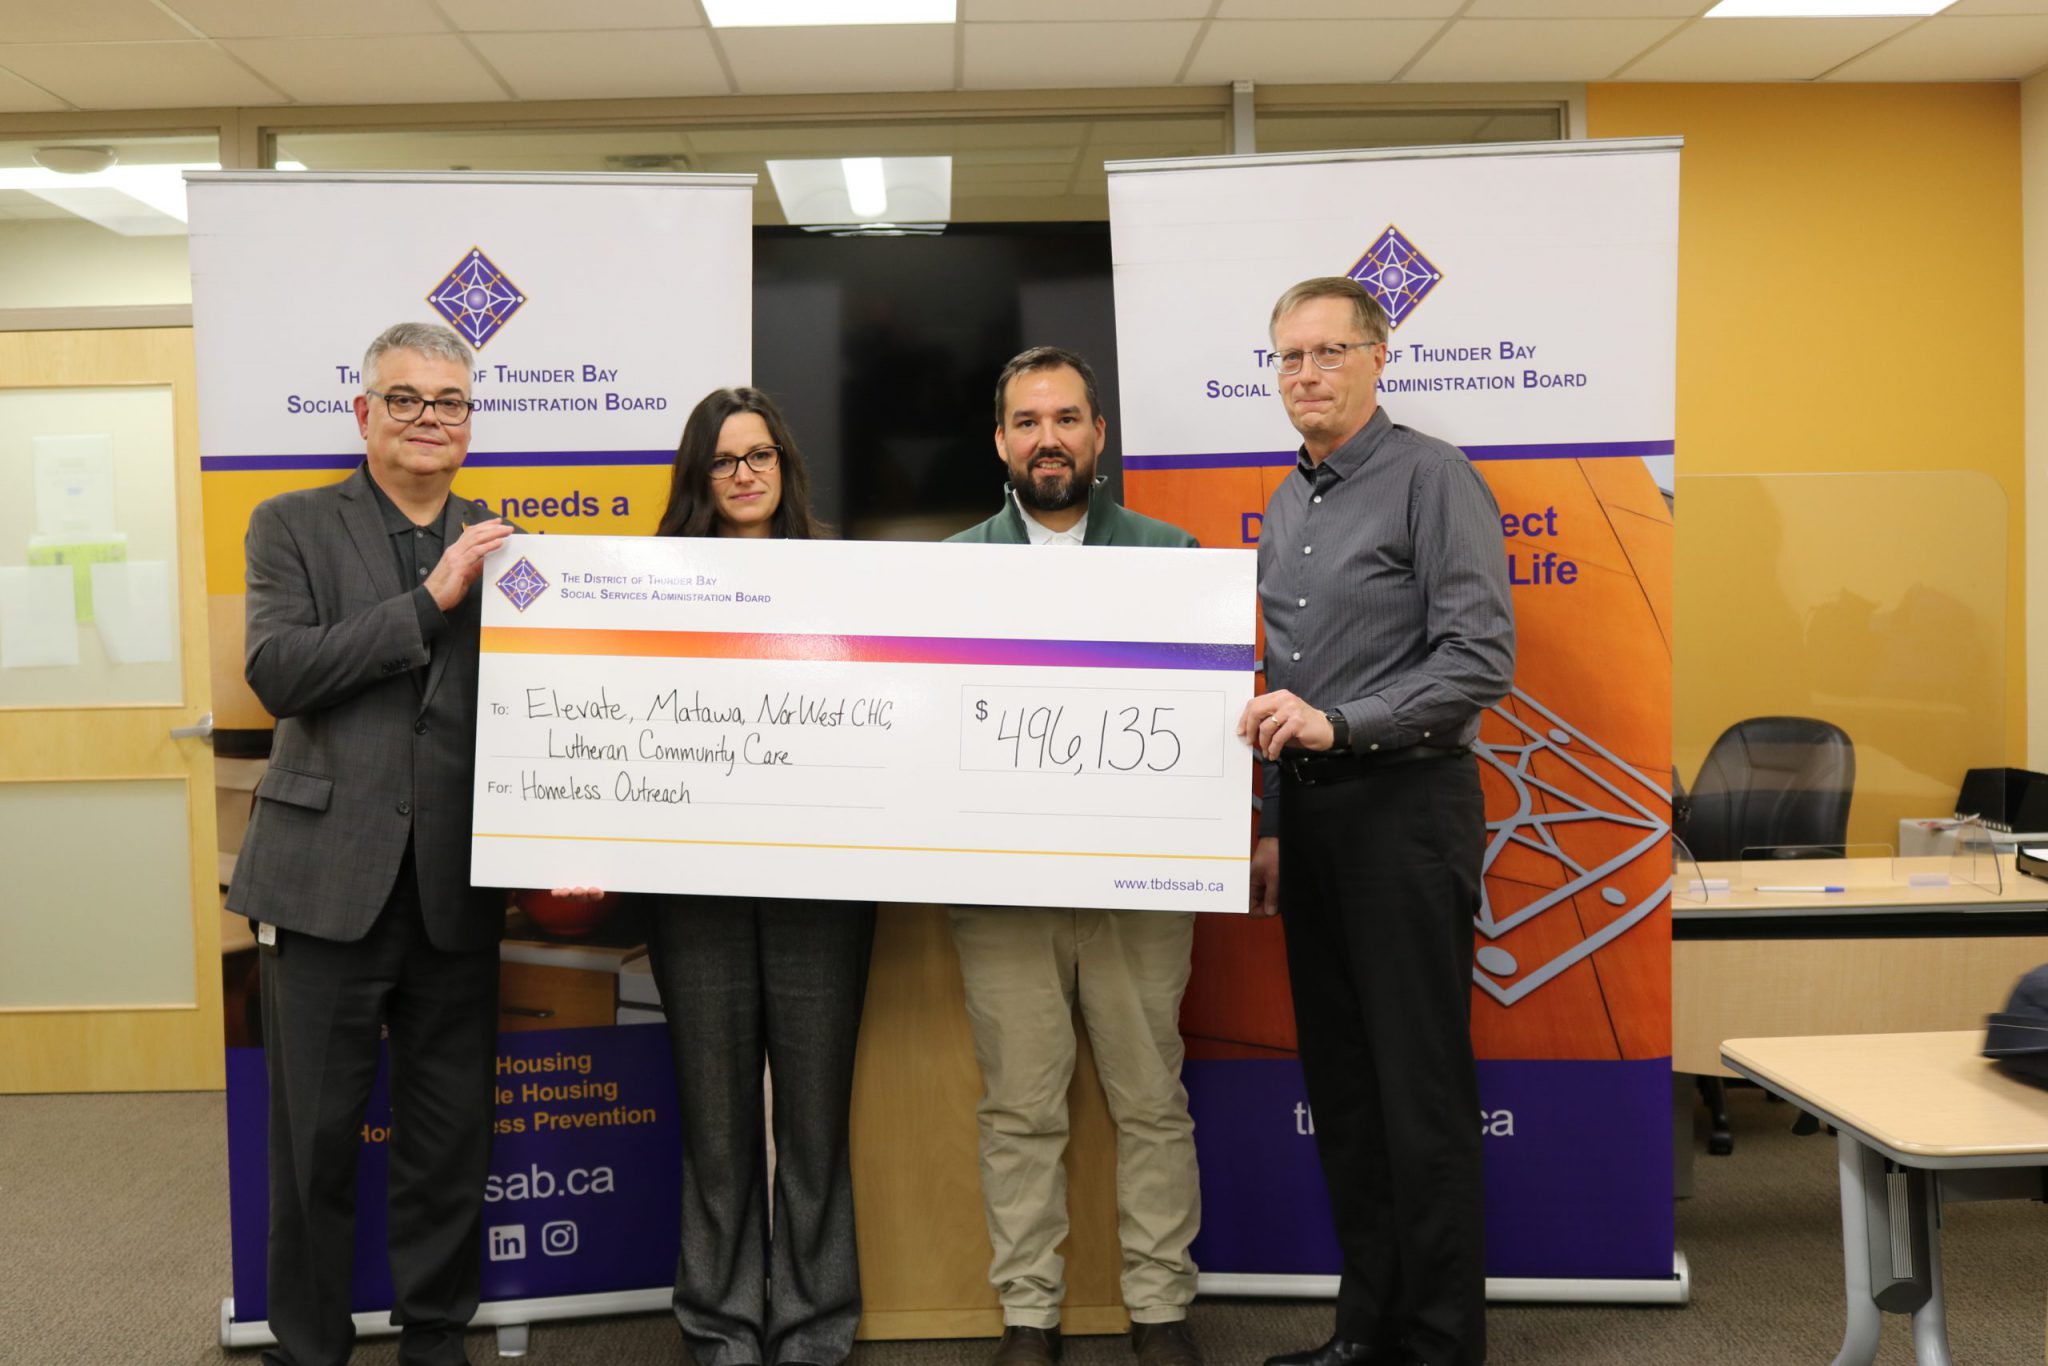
[227,464,510,952]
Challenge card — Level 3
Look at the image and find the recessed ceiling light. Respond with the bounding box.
[1704,0,1954,15]
[766,156,951,227]
[700,0,954,26]
[842,158,887,219]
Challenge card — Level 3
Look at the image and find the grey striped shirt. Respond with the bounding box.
[1258,406,1516,835]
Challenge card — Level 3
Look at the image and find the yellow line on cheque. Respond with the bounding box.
[474,832,1236,862]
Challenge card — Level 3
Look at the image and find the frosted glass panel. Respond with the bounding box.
[0,385,182,707]
[0,779,196,1009]
[1674,471,2006,857]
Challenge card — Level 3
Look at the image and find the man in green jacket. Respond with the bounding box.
[948,347,1205,1366]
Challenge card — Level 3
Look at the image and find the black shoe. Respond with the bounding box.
[1264,1340,1386,1366]
[991,1325,1063,1366]
[1132,1319,1204,1366]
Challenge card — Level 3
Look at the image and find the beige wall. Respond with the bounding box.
[2025,70,2048,772]
[0,218,191,309]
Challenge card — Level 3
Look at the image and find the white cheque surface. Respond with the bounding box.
[472,536,1257,912]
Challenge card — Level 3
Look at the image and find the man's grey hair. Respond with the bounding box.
[362,321,473,391]
[1269,277,1390,347]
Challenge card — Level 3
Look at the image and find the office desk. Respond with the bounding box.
[1673,858,2048,1077]
[1721,1032,2048,1366]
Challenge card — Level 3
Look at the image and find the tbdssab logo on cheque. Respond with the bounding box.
[1346,225,1443,329]
[427,246,527,348]
[496,557,549,612]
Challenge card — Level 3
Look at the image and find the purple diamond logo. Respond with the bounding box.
[1346,225,1443,330]
[427,247,527,349]
[495,557,549,613]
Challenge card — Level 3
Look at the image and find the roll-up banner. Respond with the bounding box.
[189,171,755,1345]
[1107,140,1680,1298]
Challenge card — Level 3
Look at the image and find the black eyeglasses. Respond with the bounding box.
[709,445,781,480]
[368,389,475,425]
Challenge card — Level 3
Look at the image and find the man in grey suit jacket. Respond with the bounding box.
[228,321,514,1366]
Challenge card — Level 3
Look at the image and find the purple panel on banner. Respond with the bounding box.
[226,1026,682,1323]
[1477,1059,1674,1279]
[1185,1057,1673,1282]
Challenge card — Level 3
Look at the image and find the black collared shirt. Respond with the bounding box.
[363,472,450,654]
[1257,407,1516,833]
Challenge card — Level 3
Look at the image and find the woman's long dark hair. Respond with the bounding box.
[655,387,824,540]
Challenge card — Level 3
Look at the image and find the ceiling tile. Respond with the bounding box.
[221,35,507,103]
[159,0,448,38]
[0,65,68,111]
[963,21,1199,88]
[0,41,286,108]
[1216,0,1464,16]
[1403,17,1685,80]
[1183,19,1445,83]
[717,24,955,94]
[438,0,705,29]
[1825,14,2048,77]
[0,0,192,43]
[1617,16,1913,79]
[1465,0,1705,14]
[966,0,1209,16]
[472,29,729,100]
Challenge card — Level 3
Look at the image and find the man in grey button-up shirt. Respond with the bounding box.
[1239,279,1513,1366]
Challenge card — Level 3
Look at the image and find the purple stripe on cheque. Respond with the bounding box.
[1122,439,1675,472]
[199,449,676,472]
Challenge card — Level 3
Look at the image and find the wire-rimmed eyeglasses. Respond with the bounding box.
[1274,342,1381,376]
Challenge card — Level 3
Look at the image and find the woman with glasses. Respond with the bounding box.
[644,387,876,1366]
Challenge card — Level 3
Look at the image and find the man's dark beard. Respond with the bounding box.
[1010,457,1090,514]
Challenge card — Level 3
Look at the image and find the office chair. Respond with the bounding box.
[1683,717,1856,1155]
[1684,716,1855,862]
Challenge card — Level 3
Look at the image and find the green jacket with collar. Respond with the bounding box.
[947,485,1199,549]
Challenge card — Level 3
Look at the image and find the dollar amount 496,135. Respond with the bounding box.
[959,685,1226,777]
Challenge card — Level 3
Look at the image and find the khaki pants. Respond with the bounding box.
[949,907,1201,1327]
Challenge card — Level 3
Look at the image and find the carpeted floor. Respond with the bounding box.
[1,1086,2040,1365]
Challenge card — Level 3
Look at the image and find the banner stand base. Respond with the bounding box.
[221,1288,675,1358]
[1199,1251,1690,1307]
[221,1253,1690,1355]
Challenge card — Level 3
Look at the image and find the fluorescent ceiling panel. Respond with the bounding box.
[766,156,951,225]
[1705,0,1953,14]
[702,0,954,24]
[0,164,214,235]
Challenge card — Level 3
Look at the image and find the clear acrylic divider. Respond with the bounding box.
[1672,833,1716,903]
[1946,815,2005,895]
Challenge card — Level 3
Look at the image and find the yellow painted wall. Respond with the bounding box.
[1589,84,2026,849]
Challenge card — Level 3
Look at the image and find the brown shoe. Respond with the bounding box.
[1132,1319,1204,1366]
[991,1325,1063,1365]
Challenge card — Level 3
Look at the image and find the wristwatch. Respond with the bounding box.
[1323,707,1351,752]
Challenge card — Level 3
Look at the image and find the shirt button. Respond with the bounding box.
[1313,495,1322,504]
[1369,743,1379,752]
[1423,731,1431,739]
[1291,651,1301,661]
[396,801,412,816]
[414,720,428,735]
[1298,598,1307,607]
[1303,546,1312,555]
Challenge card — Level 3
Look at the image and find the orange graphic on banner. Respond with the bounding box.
[1142,454,1673,1066]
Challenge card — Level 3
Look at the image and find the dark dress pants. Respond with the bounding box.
[645,895,877,1366]
[259,857,500,1366]
[1279,754,1488,1366]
